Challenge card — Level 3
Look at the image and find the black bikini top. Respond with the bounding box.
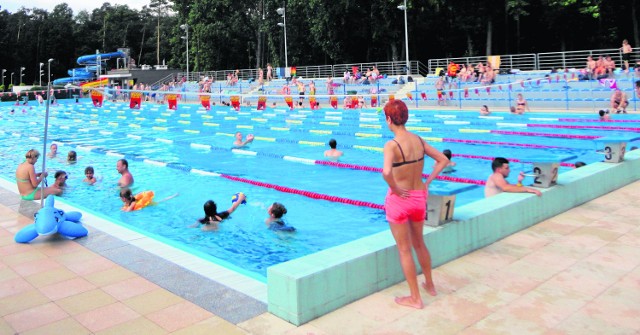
[392,136,426,167]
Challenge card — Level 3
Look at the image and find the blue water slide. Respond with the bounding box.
[77,51,126,66]
[53,51,126,85]
[67,68,95,78]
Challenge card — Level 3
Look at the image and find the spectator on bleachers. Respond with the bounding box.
[326,77,335,95]
[594,56,607,79]
[479,105,490,115]
[372,66,380,82]
[343,69,350,84]
[585,56,596,80]
[457,66,468,82]
[515,93,530,114]
[604,55,616,77]
[297,80,306,103]
[446,61,459,84]
[435,77,446,106]
[475,62,485,82]
[267,63,273,81]
[621,39,633,72]
[226,72,233,86]
[465,64,476,82]
[280,82,291,95]
[610,89,628,113]
[481,63,495,85]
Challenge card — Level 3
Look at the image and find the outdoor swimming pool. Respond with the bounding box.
[1,100,639,280]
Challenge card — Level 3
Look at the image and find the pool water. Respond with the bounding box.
[2,100,639,279]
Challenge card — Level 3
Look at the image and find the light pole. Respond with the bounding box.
[19,67,25,85]
[39,63,44,86]
[180,24,189,81]
[398,0,410,75]
[1,69,5,90]
[40,58,54,206]
[276,7,288,69]
[11,72,14,86]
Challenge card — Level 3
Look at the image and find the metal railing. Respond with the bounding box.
[537,48,640,70]
[427,54,537,74]
[428,47,640,74]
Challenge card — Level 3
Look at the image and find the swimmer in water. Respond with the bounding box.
[83,166,96,185]
[193,193,247,231]
[233,132,254,148]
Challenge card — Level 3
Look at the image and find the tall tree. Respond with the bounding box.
[149,0,171,66]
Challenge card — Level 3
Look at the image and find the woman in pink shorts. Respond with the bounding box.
[382,100,449,309]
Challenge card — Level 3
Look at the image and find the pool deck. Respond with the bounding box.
[1,177,639,333]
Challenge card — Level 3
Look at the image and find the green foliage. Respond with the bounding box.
[0,0,634,74]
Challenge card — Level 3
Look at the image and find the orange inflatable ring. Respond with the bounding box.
[133,191,154,211]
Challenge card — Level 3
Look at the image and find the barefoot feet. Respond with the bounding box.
[422,282,438,296]
[394,296,424,309]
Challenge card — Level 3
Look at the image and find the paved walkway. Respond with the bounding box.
[1,180,639,334]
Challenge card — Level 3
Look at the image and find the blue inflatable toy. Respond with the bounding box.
[231,192,247,205]
[14,196,87,243]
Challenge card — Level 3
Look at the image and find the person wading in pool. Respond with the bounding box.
[116,158,134,188]
[15,149,62,200]
[324,139,343,159]
[233,132,254,148]
[382,100,449,309]
[192,193,247,231]
[485,157,542,198]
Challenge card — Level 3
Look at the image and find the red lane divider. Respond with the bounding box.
[528,123,640,132]
[490,130,599,140]
[453,153,576,168]
[315,160,486,185]
[559,118,640,123]
[220,174,385,210]
[444,138,562,149]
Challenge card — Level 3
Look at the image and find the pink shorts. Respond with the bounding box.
[384,189,428,224]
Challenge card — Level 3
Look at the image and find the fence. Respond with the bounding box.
[428,47,640,74]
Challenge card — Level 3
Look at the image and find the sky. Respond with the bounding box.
[2,0,149,14]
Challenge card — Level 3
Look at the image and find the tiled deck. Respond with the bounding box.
[1,181,639,334]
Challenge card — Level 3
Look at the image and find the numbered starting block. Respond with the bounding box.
[426,183,477,227]
[524,155,574,188]
[593,136,639,163]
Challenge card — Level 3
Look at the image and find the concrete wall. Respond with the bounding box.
[267,149,640,325]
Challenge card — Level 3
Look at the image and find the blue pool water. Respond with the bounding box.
[1,100,639,279]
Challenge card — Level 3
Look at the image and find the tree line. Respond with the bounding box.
[0,0,637,86]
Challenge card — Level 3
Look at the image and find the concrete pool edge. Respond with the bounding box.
[267,149,640,325]
[0,177,268,304]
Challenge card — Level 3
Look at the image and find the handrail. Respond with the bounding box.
[427,47,640,73]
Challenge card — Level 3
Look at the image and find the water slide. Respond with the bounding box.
[53,51,126,85]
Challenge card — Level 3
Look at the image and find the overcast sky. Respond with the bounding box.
[2,0,149,14]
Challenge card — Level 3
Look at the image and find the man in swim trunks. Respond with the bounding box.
[15,149,62,200]
[610,89,628,113]
[117,158,134,188]
[485,157,542,198]
[382,100,449,309]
